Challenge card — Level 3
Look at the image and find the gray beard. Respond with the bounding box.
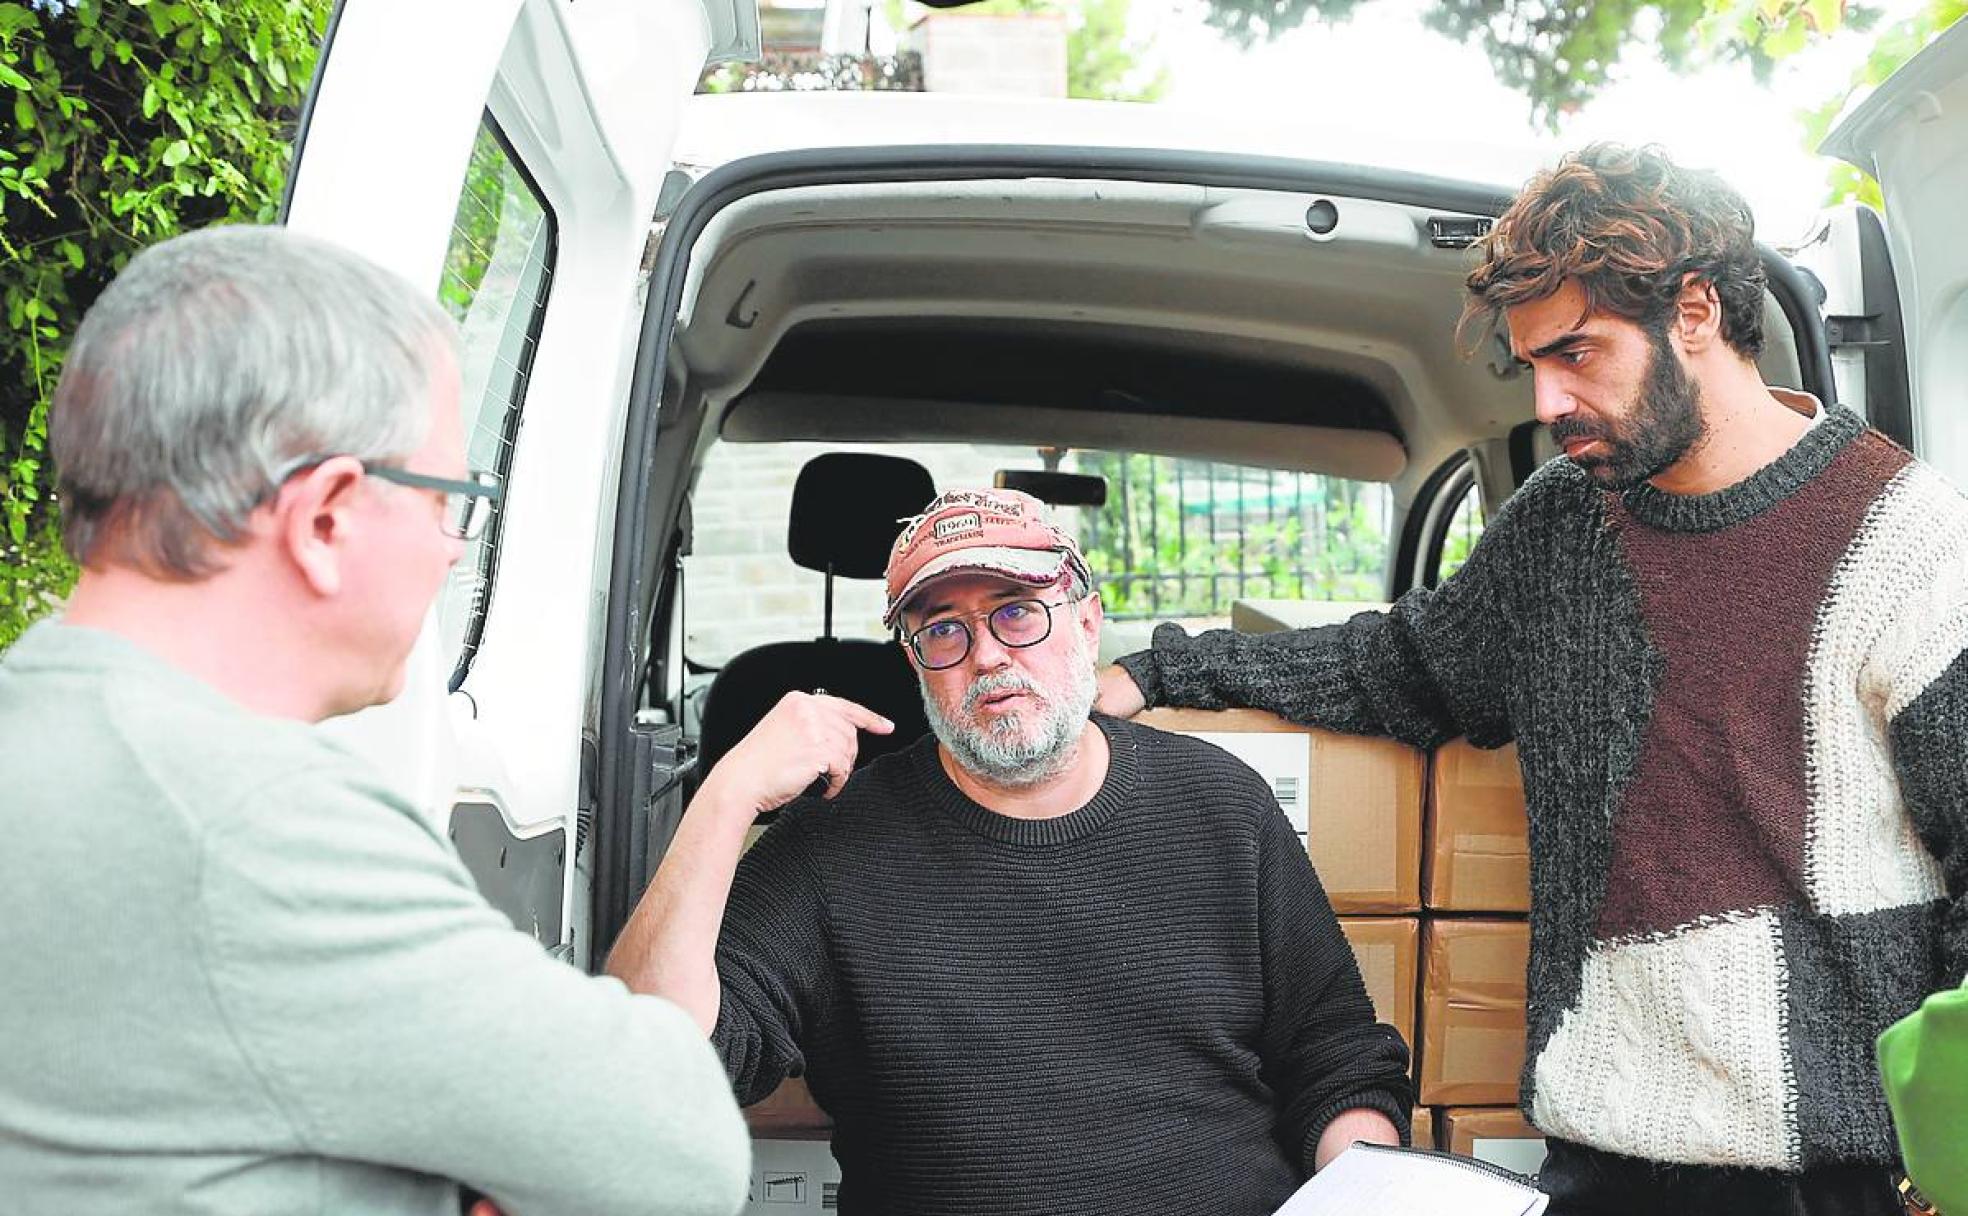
[922,657,1098,789]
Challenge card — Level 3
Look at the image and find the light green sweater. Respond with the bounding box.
[0,622,750,1216]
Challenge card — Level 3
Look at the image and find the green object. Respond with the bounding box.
[0,0,333,651]
[1879,983,1968,1212]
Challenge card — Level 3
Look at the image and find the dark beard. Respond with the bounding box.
[1550,328,1707,491]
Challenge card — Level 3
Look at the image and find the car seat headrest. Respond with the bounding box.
[787,452,937,579]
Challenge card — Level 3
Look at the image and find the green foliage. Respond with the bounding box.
[1797,0,1968,205]
[1425,0,1720,128]
[1074,453,1388,619]
[1197,0,1716,124]
[1194,0,1898,129]
[973,0,1168,102]
[0,0,327,649]
[1192,0,1958,200]
[1437,481,1485,583]
[1067,0,1169,102]
[0,519,75,647]
[1693,0,1865,63]
[440,124,510,320]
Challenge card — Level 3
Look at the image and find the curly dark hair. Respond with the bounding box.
[1462,143,1766,360]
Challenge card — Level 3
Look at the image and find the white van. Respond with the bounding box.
[286,0,1965,1028]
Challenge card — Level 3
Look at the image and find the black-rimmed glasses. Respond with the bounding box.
[362,464,503,541]
[266,454,504,542]
[904,597,1078,670]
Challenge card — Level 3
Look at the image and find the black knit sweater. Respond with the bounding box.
[710,715,1414,1216]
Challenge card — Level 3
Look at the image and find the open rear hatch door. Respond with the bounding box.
[1822,18,1968,479]
[281,0,757,963]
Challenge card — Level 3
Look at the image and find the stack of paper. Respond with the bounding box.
[1273,1143,1549,1215]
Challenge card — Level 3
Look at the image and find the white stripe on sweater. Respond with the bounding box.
[1803,462,1957,915]
[1530,911,1797,1169]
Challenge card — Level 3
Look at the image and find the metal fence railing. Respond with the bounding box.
[1071,453,1391,620]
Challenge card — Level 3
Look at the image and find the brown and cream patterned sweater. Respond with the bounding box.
[1119,403,1968,1172]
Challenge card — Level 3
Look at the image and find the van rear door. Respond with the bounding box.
[1821,18,1968,476]
[283,0,758,968]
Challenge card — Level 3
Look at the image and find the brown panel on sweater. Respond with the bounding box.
[1595,434,1911,939]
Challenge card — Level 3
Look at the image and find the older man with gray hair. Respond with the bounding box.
[0,226,749,1216]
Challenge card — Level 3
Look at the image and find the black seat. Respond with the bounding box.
[695,453,937,777]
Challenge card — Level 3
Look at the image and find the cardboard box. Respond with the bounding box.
[1137,707,1424,913]
[1426,740,1531,913]
[1418,918,1529,1106]
[1230,598,1388,634]
[1336,916,1420,1047]
[1411,1106,1436,1150]
[743,1138,841,1215]
[1438,1106,1548,1176]
[744,1077,831,1139]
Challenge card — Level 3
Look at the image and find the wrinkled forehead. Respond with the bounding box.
[1504,279,1649,360]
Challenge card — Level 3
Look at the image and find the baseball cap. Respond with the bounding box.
[882,488,1092,629]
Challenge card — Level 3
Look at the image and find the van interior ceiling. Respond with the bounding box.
[666,177,1532,497]
[639,172,1812,725]
[661,174,1806,483]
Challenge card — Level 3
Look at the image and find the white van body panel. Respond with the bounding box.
[1825,18,1968,483]
[286,0,748,949]
[672,90,1542,189]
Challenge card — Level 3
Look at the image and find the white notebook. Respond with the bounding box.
[1273,1142,1550,1215]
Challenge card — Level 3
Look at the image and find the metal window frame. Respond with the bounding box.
[443,113,560,692]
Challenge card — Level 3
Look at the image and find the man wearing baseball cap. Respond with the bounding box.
[610,487,1412,1216]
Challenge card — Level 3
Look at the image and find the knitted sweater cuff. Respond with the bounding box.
[1302,1088,1415,1167]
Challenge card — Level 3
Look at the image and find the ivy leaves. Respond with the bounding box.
[0,0,328,647]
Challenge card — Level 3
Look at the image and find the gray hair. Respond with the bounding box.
[52,224,460,578]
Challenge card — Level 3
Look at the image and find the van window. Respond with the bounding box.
[1435,480,1486,584]
[682,440,1392,671]
[434,117,556,687]
[1075,452,1391,621]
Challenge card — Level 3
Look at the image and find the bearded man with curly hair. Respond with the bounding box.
[1098,143,1968,1214]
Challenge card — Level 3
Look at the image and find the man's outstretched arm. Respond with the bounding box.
[1094,468,1561,749]
[605,691,891,1033]
[1098,585,1501,750]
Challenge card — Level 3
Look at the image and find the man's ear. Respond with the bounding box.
[276,457,367,597]
[1079,588,1104,639]
[1671,273,1724,355]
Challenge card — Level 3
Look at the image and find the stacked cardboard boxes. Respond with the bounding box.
[1135,705,1430,1148]
[1439,1105,1546,1176]
[1135,707,1424,913]
[1419,737,1542,1169]
[1143,700,1543,1170]
[1426,739,1531,913]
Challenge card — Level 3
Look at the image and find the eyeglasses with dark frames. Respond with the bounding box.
[265,455,504,542]
[903,596,1080,671]
[362,464,504,542]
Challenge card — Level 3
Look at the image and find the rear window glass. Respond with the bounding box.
[682,440,1391,668]
[433,118,556,688]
